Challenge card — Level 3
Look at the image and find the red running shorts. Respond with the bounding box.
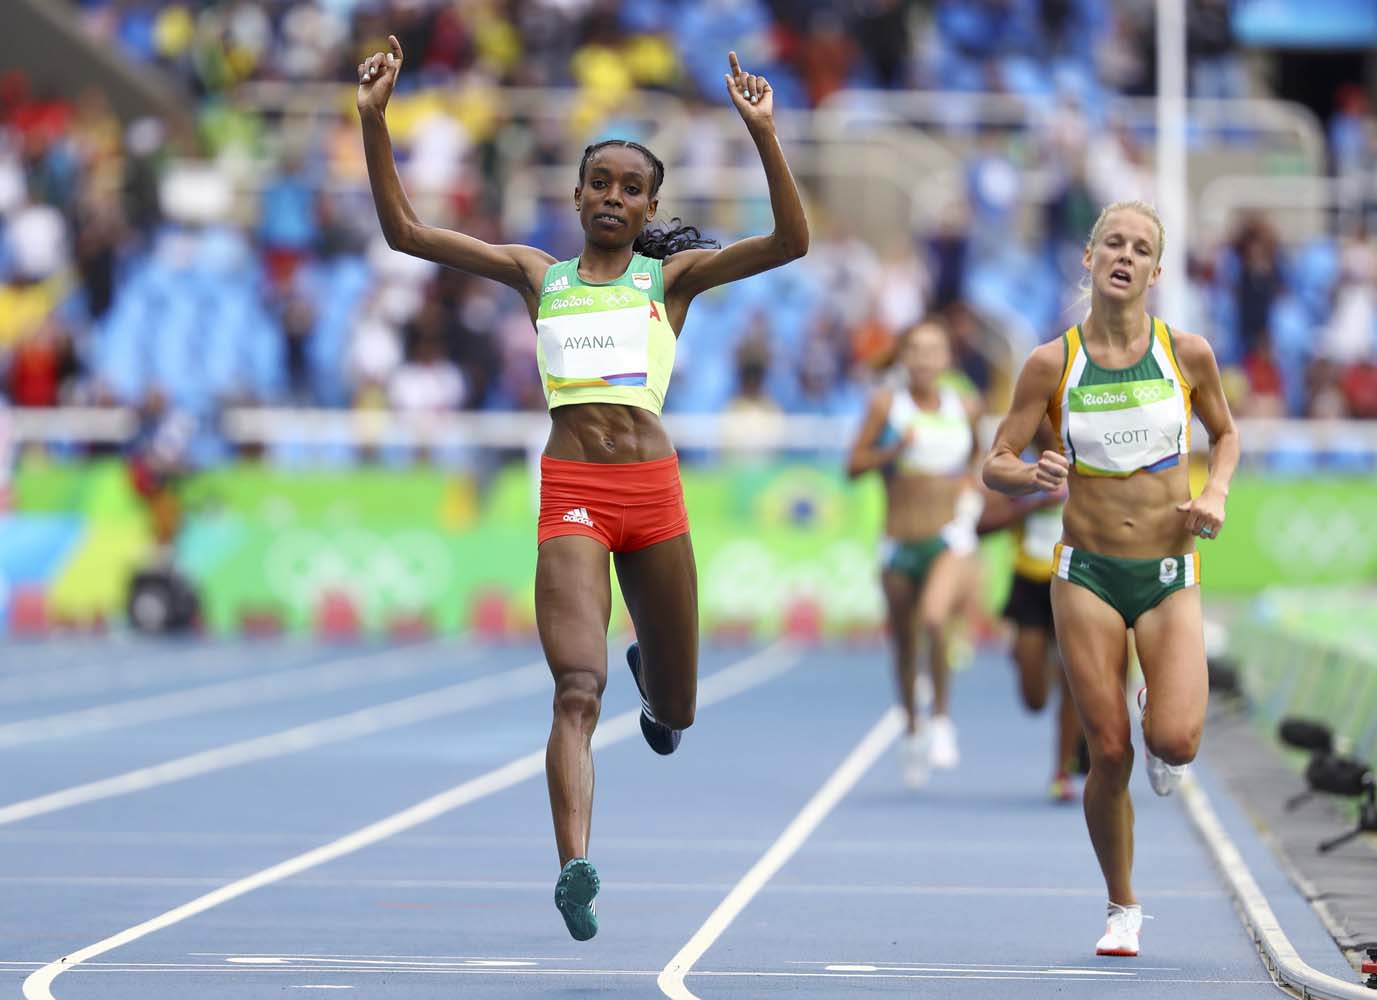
[537,453,689,553]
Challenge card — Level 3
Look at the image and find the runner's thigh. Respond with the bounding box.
[613,532,698,708]
[537,535,613,686]
[1130,586,1208,754]
[1051,578,1131,752]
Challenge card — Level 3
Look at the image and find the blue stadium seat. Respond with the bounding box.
[1287,239,1339,320]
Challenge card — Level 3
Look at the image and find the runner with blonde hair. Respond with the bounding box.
[983,201,1239,956]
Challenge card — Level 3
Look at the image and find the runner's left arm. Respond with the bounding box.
[976,490,1028,535]
[662,53,808,310]
[1173,331,1239,540]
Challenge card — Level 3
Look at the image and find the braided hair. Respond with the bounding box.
[577,140,720,260]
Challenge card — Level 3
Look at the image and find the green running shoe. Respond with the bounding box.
[554,858,600,941]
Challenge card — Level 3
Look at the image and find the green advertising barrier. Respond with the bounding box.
[9,457,1377,634]
[1231,588,1377,770]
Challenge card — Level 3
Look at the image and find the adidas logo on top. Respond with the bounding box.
[562,507,594,527]
[543,275,570,295]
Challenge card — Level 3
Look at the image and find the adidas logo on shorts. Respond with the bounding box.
[562,507,594,527]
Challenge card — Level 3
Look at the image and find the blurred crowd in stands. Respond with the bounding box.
[1,0,1376,467]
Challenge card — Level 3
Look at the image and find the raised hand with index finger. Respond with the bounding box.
[357,34,404,116]
[724,51,774,131]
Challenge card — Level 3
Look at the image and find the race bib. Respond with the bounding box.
[1067,378,1182,475]
[537,285,650,389]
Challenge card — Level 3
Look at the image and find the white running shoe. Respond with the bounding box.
[927,715,960,769]
[900,731,929,788]
[1095,901,1142,956]
[1137,687,1188,796]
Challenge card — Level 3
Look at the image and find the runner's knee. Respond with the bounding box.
[1146,724,1199,766]
[552,669,603,729]
[1087,732,1134,780]
[919,611,945,641]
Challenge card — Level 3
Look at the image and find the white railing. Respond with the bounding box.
[234,83,1326,172]
[214,84,1329,240]
[7,407,1377,459]
[818,91,1326,171]
[1196,173,1377,243]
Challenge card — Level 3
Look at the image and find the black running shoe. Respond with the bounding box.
[626,642,681,755]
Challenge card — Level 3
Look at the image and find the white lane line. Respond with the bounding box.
[822,963,1132,976]
[22,642,798,1000]
[0,658,549,827]
[0,966,1274,984]
[0,875,1227,899]
[790,959,1183,971]
[1178,773,1373,1000]
[0,640,152,676]
[225,957,538,968]
[657,706,903,1000]
[189,952,574,961]
[0,830,1133,856]
[0,640,461,747]
[0,641,304,707]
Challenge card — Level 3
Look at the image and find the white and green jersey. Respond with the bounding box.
[1048,318,1192,478]
[887,384,972,476]
[535,253,676,414]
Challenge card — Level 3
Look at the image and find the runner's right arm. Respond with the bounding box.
[845,390,908,479]
[357,36,554,316]
[983,341,1067,496]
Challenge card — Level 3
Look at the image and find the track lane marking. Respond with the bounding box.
[657,706,904,1000]
[21,642,799,1000]
[0,642,297,707]
[0,640,463,747]
[0,654,546,827]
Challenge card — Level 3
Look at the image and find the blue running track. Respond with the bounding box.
[0,637,1355,998]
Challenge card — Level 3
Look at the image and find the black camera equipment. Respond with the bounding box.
[1279,718,1377,853]
[1280,717,1335,812]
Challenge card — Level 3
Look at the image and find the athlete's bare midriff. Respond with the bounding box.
[883,473,963,541]
[1061,463,1195,558]
[546,403,675,464]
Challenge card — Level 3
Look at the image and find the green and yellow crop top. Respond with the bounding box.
[535,253,676,414]
[1047,318,1192,477]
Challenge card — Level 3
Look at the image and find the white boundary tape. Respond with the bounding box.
[1178,773,1371,1000]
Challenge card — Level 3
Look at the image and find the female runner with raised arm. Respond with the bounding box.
[357,38,808,941]
[983,201,1238,957]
